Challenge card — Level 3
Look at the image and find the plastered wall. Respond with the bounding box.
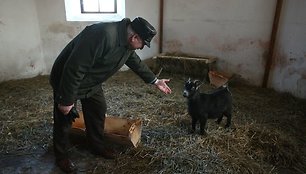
[0,0,305,98]
[269,0,306,98]
[163,0,276,85]
[0,0,45,81]
[162,0,306,98]
[0,0,159,80]
[35,0,160,73]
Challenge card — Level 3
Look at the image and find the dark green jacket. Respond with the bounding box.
[50,18,156,105]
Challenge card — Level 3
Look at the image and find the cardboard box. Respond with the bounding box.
[208,70,231,87]
[71,112,142,148]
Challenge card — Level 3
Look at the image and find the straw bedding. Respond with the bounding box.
[0,69,305,173]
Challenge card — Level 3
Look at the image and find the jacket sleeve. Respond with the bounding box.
[125,51,157,84]
[57,26,105,105]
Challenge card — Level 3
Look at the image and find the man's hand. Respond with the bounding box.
[154,79,172,94]
[58,104,74,115]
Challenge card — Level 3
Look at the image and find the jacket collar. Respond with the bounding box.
[118,18,131,48]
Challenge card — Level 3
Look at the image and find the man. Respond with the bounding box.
[49,17,172,173]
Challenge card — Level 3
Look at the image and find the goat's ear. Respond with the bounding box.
[186,77,191,83]
[194,80,202,87]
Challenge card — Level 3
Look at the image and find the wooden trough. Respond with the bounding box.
[71,112,142,148]
[153,52,217,78]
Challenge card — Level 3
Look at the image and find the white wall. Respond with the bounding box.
[34,0,92,74]
[0,0,305,98]
[121,0,160,70]
[162,0,306,98]
[35,0,160,73]
[127,0,160,58]
[0,0,45,81]
[269,0,306,98]
[0,0,160,80]
[163,0,276,85]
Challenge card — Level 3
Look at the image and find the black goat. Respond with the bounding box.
[183,78,233,135]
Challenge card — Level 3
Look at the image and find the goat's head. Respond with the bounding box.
[183,78,202,98]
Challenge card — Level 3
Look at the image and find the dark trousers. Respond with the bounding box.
[53,87,107,160]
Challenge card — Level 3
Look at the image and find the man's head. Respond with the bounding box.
[128,17,157,50]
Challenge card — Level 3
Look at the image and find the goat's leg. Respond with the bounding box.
[216,114,223,124]
[199,116,208,135]
[190,117,197,134]
[224,112,232,128]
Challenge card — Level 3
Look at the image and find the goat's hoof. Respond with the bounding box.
[199,131,207,136]
[224,125,232,132]
[188,130,195,134]
[215,119,222,124]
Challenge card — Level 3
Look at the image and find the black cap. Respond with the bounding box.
[131,17,157,47]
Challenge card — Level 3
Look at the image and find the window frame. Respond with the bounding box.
[80,0,117,14]
[64,0,125,22]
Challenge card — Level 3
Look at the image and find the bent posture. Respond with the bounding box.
[50,17,172,173]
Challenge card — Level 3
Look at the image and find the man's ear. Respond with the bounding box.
[130,34,135,41]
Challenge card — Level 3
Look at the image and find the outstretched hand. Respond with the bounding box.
[154,79,172,94]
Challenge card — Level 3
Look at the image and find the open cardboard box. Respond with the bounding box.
[71,112,142,148]
[208,70,231,88]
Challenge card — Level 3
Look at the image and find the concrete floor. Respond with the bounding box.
[0,151,60,174]
[0,149,115,174]
[0,136,126,174]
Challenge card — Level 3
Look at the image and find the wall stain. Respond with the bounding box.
[29,60,35,69]
[0,20,4,32]
[187,36,199,46]
[272,46,306,92]
[217,38,269,53]
[48,22,77,39]
[261,50,269,67]
[164,39,183,52]
[219,43,237,52]
[258,40,269,50]
[272,49,288,69]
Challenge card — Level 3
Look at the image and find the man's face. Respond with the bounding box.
[128,34,145,50]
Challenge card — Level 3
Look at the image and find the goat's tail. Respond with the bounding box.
[222,73,239,87]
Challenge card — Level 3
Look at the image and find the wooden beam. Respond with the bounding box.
[262,0,283,88]
[159,0,164,53]
[155,55,217,64]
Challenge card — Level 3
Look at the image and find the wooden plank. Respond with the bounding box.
[154,55,217,64]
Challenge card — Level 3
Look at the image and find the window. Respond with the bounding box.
[64,0,125,21]
[81,0,116,13]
